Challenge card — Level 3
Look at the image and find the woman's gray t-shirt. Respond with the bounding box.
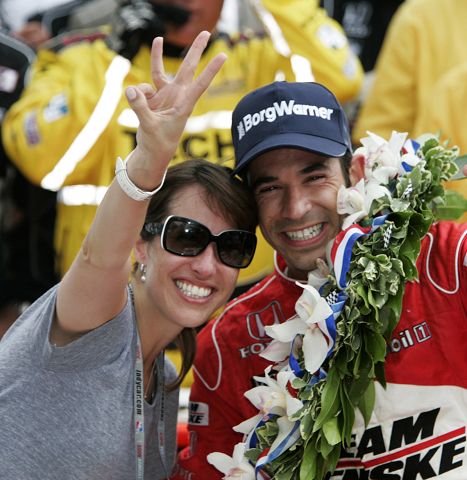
[0,285,179,479]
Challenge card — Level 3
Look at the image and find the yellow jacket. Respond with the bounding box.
[3,0,363,285]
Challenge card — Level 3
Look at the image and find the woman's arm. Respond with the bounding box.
[53,32,226,344]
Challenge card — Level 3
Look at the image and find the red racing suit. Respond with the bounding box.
[174,221,467,479]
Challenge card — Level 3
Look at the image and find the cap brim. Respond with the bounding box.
[233,133,348,175]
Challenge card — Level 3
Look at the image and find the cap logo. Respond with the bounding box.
[236,99,334,140]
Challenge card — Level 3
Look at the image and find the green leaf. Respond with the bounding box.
[314,370,340,431]
[319,431,336,457]
[322,417,341,445]
[450,154,467,179]
[300,406,314,441]
[358,380,376,426]
[300,441,318,480]
[435,190,467,220]
[340,384,356,446]
[325,445,343,478]
[364,331,387,363]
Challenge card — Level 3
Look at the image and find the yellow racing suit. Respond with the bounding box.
[2,0,363,288]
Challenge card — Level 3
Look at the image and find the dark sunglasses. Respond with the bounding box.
[143,215,257,269]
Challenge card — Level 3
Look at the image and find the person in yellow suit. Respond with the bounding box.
[2,0,362,297]
[415,61,467,221]
[353,0,466,220]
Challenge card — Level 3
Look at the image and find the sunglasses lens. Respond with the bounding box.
[164,218,209,256]
[218,231,257,268]
[161,216,256,268]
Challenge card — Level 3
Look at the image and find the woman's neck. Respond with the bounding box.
[129,280,180,367]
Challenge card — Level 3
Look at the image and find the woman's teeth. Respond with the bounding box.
[286,223,323,241]
[176,281,212,298]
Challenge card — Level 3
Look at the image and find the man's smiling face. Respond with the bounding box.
[249,148,347,280]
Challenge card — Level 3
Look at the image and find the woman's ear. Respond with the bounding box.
[134,238,148,264]
[349,153,365,186]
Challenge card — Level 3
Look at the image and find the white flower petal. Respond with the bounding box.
[276,369,294,391]
[372,166,398,184]
[260,339,291,362]
[300,282,322,299]
[207,443,256,479]
[399,152,421,174]
[336,180,365,215]
[364,180,391,211]
[265,317,307,342]
[207,451,235,474]
[233,414,262,434]
[336,185,352,214]
[388,130,407,153]
[311,262,330,284]
[361,131,386,150]
[342,211,366,229]
[231,442,248,462]
[243,385,274,409]
[307,297,333,325]
[286,393,303,417]
[303,327,328,374]
[352,145,367,158]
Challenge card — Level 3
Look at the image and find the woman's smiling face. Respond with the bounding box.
[137,183,239,332]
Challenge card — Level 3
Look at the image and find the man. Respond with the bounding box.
[174,81,467,478]
[1,0,363,300]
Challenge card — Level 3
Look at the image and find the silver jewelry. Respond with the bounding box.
[115,153,167,201]
[140,263,147,283]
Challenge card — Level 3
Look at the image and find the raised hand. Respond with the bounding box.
[125,31,226,178]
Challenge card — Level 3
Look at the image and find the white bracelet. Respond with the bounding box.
[115,153,167,201]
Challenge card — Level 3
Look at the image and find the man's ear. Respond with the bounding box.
[349,153,365,186]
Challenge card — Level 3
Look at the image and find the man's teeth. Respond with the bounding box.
[286,223,323,241]
[176,281,212,298]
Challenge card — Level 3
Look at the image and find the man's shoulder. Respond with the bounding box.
[415,221,466,294]
[424,221,467,254]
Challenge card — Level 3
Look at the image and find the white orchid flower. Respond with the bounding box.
[261,269,328,364]
[337,178,391,230]
[356,131,409,184]
[264,284,333,374]
[234,367,302,435]
[234,367,303,467]
[207,442,255,479]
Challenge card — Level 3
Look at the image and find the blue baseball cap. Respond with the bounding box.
[232,81,352,175]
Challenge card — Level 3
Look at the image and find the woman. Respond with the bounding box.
[0,32,257,478]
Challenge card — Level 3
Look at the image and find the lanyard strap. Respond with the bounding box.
[156,354,168,477]
[135,330,145,480]
[130,285,168,479]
